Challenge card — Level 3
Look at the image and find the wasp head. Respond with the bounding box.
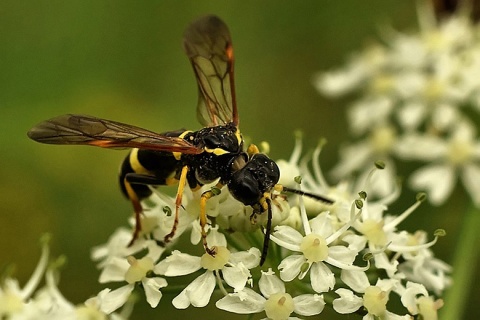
[228,153,280,206]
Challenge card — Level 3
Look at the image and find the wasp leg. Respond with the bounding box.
[247,143,260,157]
[198,182,224,256]
[125,173,165,186]
[123,173,168,246]
[164,165,189,243]
[123,178,145,246]
[199,189,216,255]
[259,194,273,266]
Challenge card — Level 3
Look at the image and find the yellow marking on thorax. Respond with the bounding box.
[205,147,229,156]
[173,130,193,160]
[236,128,243,146]
[204,128,243,156]
[130,148,151,175]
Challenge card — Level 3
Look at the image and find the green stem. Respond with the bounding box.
[440,204,480,319]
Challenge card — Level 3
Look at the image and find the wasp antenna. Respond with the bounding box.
[260,198,273,266]
[281,186,334,204]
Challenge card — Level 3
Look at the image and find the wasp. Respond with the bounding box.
[28,15,332,264]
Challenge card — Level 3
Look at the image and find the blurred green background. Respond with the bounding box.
[1,0,477,318]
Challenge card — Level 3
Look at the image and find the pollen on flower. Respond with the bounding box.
[0,290,23,315]
[264,292,295,320]
[300,234,329,262]
[125,256,154,284]
[417,296,443,320]
[422,78,444,101]
[363,286,389,317]
[200,246,230,271]
[357,219,387,247]
[370,74,394,94]
[368,126,396,154]
[446,138,474,165]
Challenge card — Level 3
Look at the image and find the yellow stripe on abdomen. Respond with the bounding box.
[129,148,151,175]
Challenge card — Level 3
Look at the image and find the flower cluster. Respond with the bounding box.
[0,235,134,319]
[84,134,449,319]
[314,2,480,206]
[5,4,459,319]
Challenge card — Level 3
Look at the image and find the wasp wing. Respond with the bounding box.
[27,114,202,154]
[183,15,239,127]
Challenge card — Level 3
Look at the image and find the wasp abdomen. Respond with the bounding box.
[119,130,187,200]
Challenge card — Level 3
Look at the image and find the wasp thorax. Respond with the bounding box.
[197,123,242,155]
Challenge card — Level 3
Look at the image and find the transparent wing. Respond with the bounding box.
[183,15,239,127]
[27,114,202,154]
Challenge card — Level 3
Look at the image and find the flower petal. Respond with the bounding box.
[342,234,367,252]
[154,251,201,276]
[223,263,251,291]
[409,164,455,205]
[206,227,227,247]
[85,285,134,315]
[142,277,168,308]
[259,270,286,298]
[309,213,335,238]
[373,252,399,277]
[172,271,215,309]
[271,226,303,251]
[216,288,265,314]
[395,134,446,161]
[310,262,335,293]
[278,255,305,282]
[328,246,357,265]
[293,294,325,316]
[98,257,129,283]
[332,288,363,314]
[230,248,261,269]
[341,270,369,293]
[401,282,429,314]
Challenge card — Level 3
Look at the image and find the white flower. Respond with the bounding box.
[329,125,399,198]
[276,132,304,188]
[398,248,452,295]
[398,282,444,320]
[154,245,260,309]
[144,188,195,244]
[98,254,167,309]
[91,228,154,269]
[396,122,480,205]
[0,236,50,318]
[81,287,135,317]
[22,267,77,319]
[315,2,480,207]
[271,210,365,293]
[216,269,325,319]
[334,270,410,319]
[352,193,440,276]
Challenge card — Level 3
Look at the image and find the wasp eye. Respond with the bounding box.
[229,171,261,206]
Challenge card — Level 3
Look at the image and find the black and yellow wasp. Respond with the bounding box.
[28,15,332,264]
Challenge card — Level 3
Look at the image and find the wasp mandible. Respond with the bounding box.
[28,15,333,265]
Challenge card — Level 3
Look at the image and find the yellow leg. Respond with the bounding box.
[198,182,224,255]
[247,143,260,157]
[164,165,189,243]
